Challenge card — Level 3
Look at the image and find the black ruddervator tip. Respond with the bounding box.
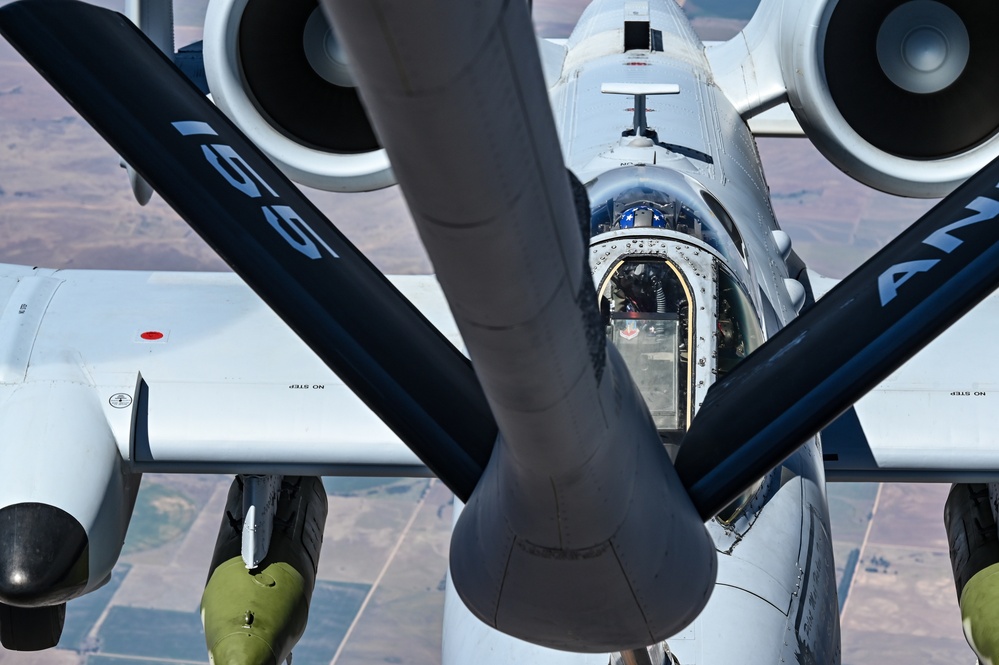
[0,503,88,607]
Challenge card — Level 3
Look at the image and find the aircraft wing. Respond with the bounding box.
[745,103,804,137]
[0,263,446,476]
[808,272,999,481]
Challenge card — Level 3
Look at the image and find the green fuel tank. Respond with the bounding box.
[201,476,327,665]
[944,483,999,665]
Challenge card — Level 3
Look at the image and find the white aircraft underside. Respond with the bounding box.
[3,0,999,663]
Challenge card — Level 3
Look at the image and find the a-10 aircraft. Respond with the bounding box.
[1,0,999,663]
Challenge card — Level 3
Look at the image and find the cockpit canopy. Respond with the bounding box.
[587,167,764,444]
[587,166,768,520]
[598,257,763,440]
[587,165,747,269]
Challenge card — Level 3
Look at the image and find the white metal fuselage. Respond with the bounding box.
[443,2,840,663]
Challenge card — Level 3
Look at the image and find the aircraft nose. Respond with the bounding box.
[0,503,89,606]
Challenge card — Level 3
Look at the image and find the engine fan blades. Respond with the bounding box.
[825,0,999,159]
[236,0,376,154]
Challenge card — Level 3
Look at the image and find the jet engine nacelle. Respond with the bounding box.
[203,0,394,192]
[0,381,139,649]
[781,0,999,198]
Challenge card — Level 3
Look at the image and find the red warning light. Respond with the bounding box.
[140,331,164,340]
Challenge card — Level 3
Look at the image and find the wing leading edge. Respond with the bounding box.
[0,264,448,476]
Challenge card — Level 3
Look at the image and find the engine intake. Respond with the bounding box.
[204,0,394,191]
[782,0,999,197]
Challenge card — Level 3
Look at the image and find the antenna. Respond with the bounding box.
[600,82,680,138]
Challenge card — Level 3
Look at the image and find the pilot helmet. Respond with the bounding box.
[619,205,666,229]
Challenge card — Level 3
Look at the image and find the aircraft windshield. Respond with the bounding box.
[587,166,746,268]
[596,258,764,443]
[600,259,691,438]
[716,268,764,377]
